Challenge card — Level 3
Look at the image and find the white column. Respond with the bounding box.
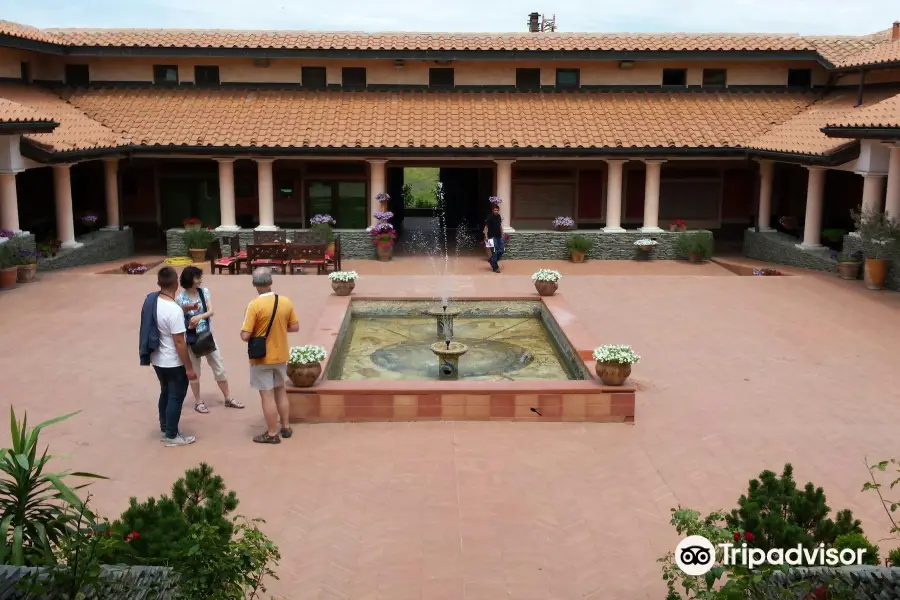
[101,158,120,230]
[0,171,26,234]
[885,145,900,220]
[603,159,626,232]
[796,166,825,250]
[639,160,664,232]
[254,159,276,231]
[859,172,886,215]
[53,164,82,249]
[755,160,775,232]
[216,159,239,231]
[368,159,386,227]
[494,159,515,232]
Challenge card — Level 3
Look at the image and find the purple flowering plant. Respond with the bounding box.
[488,196,502,205]
[310,214,336,226]
[374,211,394,221]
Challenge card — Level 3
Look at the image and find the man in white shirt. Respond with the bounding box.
[151,266,198,446]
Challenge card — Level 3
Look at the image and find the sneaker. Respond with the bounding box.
[492,267,500,273]
[165,434,196,447]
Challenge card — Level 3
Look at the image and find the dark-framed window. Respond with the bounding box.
[516,68,541,91]
[702,68,727,87]
[153,65,178,85]
[341,67,367,89]
[429,68,455,88]
[194,66,220,86]
[20,62,30,83]
[787,68,812,88]
[65,64,90,87]
[555,68,580,89]
[302,66,327,89]
[662,68,687,87]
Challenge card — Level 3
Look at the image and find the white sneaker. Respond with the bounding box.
[164,434,196,447]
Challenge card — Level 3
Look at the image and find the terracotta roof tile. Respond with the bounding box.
[748,87,900,155]
[803,36,885,65]
[59,87,812,151]
[0,83,126,152]
[838,39,900,68]
[824,91,900,128]
[0,20,64,44]
[0,98,54,124]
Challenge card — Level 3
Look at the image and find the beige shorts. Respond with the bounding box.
[250,363,288,391]
[188,346,228,382]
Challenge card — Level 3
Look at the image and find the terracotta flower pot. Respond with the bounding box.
[189,248,207,263]
[688,252,704,264]
[331,280,355,296]
[0,266,17,290]
[184,223,201,230]
[595,362,632,386]
[17,263,37,283]
[864,257,886,290]
[571,251,585,263]
[837,261,861,281]
[288,362,322,388]
[376,243,393,261]
[534,281,558,296]
[555,226,571,232]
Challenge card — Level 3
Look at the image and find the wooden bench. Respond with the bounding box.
[246,244,288,275]
[285,243,328,275]
[209,236,243,274]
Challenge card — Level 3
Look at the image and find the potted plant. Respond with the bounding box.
[531,269,561,296]
[287,345,327,388]
[375,192,390,212]
[0,242,16,290]
[370,223,397,261]
[329,271,358,296]
[822,228,845,245]
[553,216,575,231]
[183,217,202,230]
[489,196,502,207]
[310,214,337,255]
[634,238,658,260]
[121,262,149,274]
[835,251,863,280]
[81,213,99,230]
[677,231,713,264]
[565,234,593,263]
[182,228,217,264]
[669,219,687,232]
[14,247,41,283]
[592,344,641,386]
[852,207,899,290]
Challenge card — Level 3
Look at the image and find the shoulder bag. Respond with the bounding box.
[189,289,217,358]
[247,295,279,360]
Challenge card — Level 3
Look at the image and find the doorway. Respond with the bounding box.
[160,177,219,230]
[305,180,368,229]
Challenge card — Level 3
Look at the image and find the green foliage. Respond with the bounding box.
[403,168,439,208]
[851,206,900,259]
[836,251,862,263]
[0,242,13,269]
[311,222,334,245]
[182,228,217,250]
[821,228,846,242]
[109,462,238,564]
[174,517,280,600]
[833,533,879,565]
[565,234,593,253]
[677,231,713,258]
[862,457,900,540]
[887,547,900,567]
[725,464,862,557]
[0,408,106,566]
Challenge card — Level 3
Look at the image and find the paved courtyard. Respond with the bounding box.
[2,257,900,600]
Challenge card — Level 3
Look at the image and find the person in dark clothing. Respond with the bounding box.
[483,204,504,272]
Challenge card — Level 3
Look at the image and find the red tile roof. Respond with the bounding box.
[837,39,900,68]
[824,91,900,128]
[0,98,55,124]
[0,20,64,44]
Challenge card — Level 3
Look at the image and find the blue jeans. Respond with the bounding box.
[488,236,505,270]
[153,365,188,438]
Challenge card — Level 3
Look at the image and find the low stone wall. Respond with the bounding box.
[503,229,710,260]
[0,233,36,252]
[0,564,176,599]
[743,230,837,273]
[842,234,900,291]
[37,229,134,272]
[166,228,374,259]
[760,566,900,599]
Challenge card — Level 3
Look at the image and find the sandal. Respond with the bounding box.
[280,427,293,439]
[253,432,281,444]
[224,397,245,409]
[194,401,210,414]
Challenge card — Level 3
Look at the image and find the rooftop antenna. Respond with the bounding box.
[541,14,557,32]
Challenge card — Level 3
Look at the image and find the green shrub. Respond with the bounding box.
[833,533,879,565]
[565,234,593,254]
[726,464,862,557]
[888,547,900,566]
[677,231,713,258]
[0,242,12,269]
[311,222,334,245]
[836,251,863,263]
[182,228,217,250]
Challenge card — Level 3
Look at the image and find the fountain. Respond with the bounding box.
[425,302,462,338]
[430,332,469,380]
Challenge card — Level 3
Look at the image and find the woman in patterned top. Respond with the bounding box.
[177,266,244,413]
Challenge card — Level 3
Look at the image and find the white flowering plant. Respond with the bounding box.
[488,196,502,205]
[289,345,327,366]
[553,216,575,228]
[531,269,562,283]
[634,238,658,247]
[328,270,358,282]
[592,345,641,365]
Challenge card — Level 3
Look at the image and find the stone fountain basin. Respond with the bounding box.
[430,341,468,357]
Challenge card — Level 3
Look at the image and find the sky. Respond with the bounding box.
[4,0,898,35]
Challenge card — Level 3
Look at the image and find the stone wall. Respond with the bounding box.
[842,234,900,291]
[37,229,134,272]
[0,233,36,252]
[760,566,900,599]
[503,230,712,260]
[0,565,177,599]
[743,230,837,273]
[166,228,375,259]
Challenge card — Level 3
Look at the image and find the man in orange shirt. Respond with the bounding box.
[241,267,300,444]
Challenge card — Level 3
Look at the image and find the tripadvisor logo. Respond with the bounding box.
[675,535,867,576]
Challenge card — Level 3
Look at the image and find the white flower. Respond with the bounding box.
[289,345,327,366]
[531,269,562,283]
[329,271,359,282]
[552,216,575,228]
[592,345,641,365]
[634,239,658,247]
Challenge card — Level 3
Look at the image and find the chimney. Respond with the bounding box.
[528,12,540,33]
[893,21,899,41]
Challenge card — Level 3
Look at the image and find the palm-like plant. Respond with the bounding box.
[0,407,106,565]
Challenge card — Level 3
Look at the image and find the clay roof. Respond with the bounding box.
[0,98,55,124]
[838,38,900,68]
[748,87,900,155]
[823,91,900,128]
[56,87,812,152]
[803,36,886,65]
[0,20,64,44]
[0,84,125,152]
